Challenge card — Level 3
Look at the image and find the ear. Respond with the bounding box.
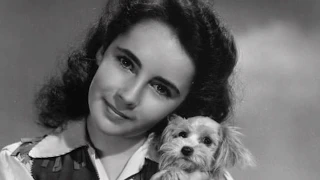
[167,114,184,123]
[213,123,255,171]
[95,46,105,65]
[160,115,185,145]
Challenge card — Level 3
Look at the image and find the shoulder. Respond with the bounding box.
[1,142,23,165]
[0,121,87,180]
[1,140,31,164]
[0,140,37,180]
[1,141,22,155]
[1,137,43,164]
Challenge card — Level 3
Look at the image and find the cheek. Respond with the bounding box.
[90,60,126,93]
[140,95,183,124]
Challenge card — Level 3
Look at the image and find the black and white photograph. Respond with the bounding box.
[0,0,319,179]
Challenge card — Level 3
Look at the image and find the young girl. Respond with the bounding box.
[0,0,237,179]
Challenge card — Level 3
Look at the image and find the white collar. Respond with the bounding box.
[28,120,159,162]
[29,121,87,158]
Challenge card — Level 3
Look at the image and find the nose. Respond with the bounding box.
[181,146,194,156]
[115,80,144,109]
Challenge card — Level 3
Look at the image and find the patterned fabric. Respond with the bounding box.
[2,137,159,180]
[0,121,160,180]
[10,137,43,165]
[31,146,100,180]
[0,120,233,180]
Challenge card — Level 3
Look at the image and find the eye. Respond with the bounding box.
[152,84,171,97]
[117,56,134,71]
[203,137,212,146]
[178,131,188,138]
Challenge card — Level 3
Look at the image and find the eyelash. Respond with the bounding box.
[116,55,172,98]
[151,83,172,98]
[117,56,134,72]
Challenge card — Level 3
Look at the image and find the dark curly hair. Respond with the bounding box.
[35,0,237,136]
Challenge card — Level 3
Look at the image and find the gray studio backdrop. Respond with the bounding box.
[1,0,319,179]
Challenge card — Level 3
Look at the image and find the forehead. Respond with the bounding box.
[110,20,195,94]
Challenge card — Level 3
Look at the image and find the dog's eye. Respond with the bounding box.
[178,131,187,138]
[203,137,212,145]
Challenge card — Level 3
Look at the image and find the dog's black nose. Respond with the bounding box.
[181,146,194,156]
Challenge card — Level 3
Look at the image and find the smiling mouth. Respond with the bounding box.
[103,99,131,120]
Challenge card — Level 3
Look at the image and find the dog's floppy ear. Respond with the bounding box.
[152,115,185,152]
[213,123,255,172]
[160,114,185,144]
[167,114,184,123]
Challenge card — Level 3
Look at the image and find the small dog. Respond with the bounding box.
[151,115,255,180]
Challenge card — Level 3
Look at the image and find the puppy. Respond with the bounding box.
[151,115,255,180]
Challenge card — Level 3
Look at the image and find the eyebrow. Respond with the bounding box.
[116,46,141,68]
[154,76,181,96]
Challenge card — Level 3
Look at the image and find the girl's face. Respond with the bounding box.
[87,20,195,138]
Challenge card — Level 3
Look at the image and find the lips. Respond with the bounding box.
[103,99,131,120]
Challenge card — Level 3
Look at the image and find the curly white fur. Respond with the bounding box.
[151,115,255,180]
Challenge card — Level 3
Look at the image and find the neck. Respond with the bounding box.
[86,117,147,158]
